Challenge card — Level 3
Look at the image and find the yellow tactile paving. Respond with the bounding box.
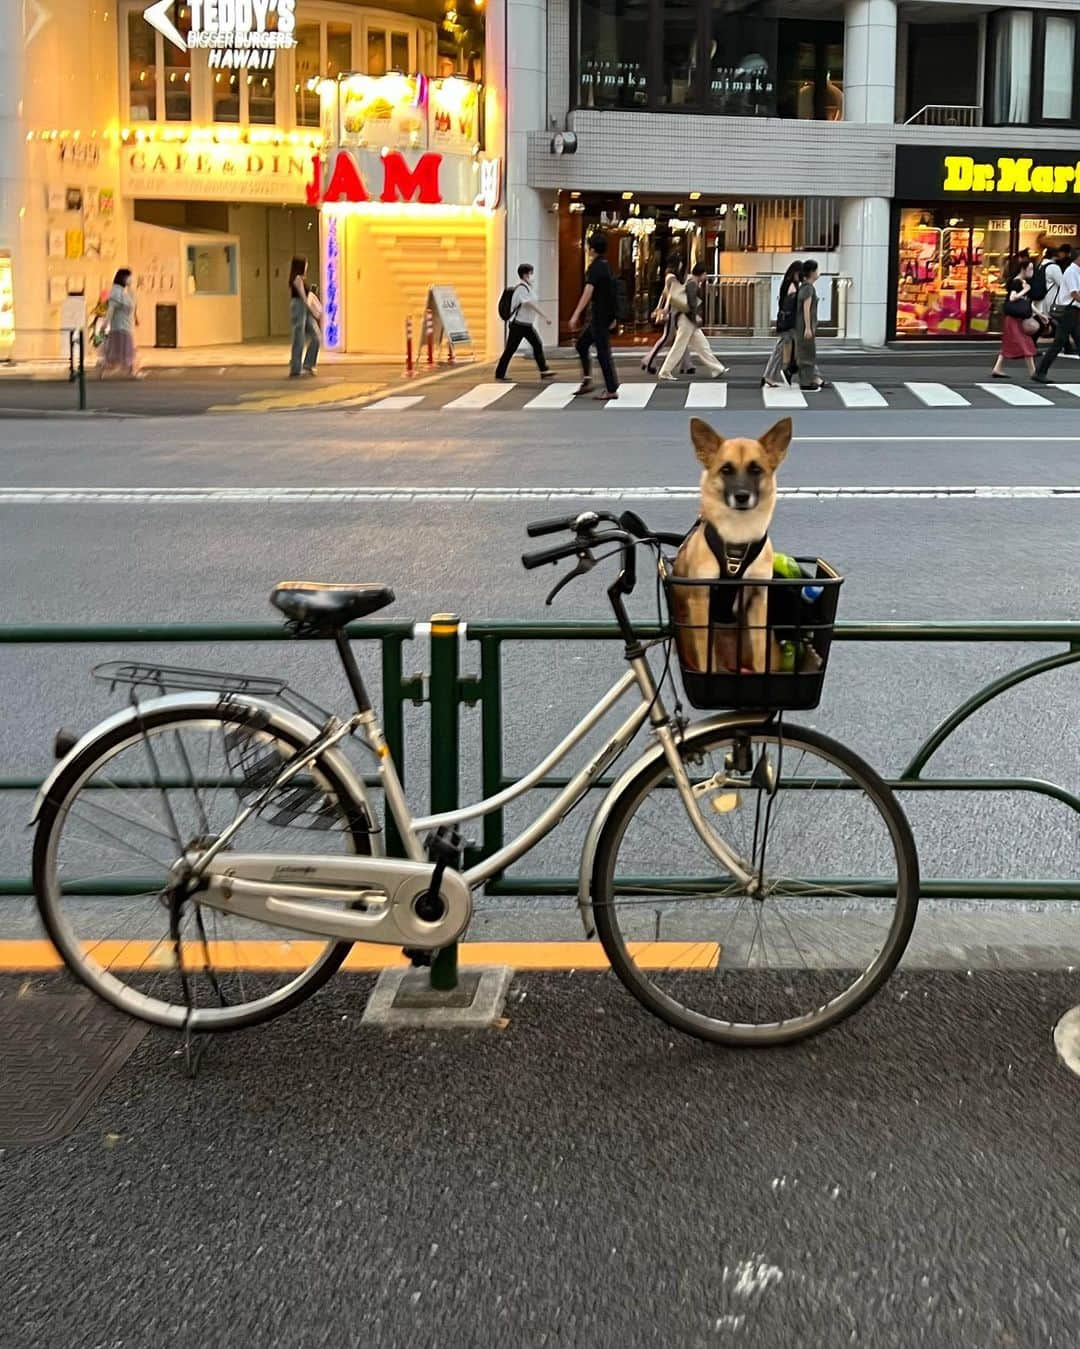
[0,938,719,972]
[208,380,381,413]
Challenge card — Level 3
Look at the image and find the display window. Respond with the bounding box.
[894,205,1080,338]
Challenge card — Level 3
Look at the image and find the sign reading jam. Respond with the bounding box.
[309,149,444,206]
[897,145,1080,203]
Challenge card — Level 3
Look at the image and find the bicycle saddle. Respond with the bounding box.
[271,581,395,629]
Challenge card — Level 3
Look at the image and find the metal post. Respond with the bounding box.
[404,315,414,377]
[428,613,460,990]
[425,309,435,366]
[76,329,86,411]
[477,635,504,863]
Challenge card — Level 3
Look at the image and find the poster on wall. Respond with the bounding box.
[48,277,66,304]
[84,187,99,218]
[0,251,14,350]
[84,234,101,260]
[65,229,84,259]
[48,229,65,259]
[65,187,83,212]
[428,78,480,154]
[99,189,115,216]
[47,185,65,214]
[340,74,426,151]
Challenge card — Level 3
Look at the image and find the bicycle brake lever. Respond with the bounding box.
[545,552,596,605]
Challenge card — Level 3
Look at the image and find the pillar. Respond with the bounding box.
[843,0,897,124]
[487,0,558,358]
[0,0,28,346]
[840,197,891,346]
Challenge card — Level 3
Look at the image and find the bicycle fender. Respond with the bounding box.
[28,692,384,856]
[576,712,768,938]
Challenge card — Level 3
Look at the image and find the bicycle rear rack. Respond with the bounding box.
[91,659,333,726]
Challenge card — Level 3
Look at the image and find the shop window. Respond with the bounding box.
[575,3,841,116]
[577,0,650,108]
[989,11,1033,124]
[249,70,277,125]
[212,70,242,124]
[187,243,238,296]
[295,24,323,126]
[127,12,157,122]
[163,5,192,121]
[1041,16,1075,121]
[708,7,777,117]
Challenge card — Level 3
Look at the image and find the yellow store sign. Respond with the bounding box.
[943,155,1080,195]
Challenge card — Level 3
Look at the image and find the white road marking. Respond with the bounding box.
[1050,383,1080,398]
[521,382,580,410]
[365,395,424,411]
[1,485,1077,504]
[442,382,515,410]
[762,384,807,408]
[977,382,1054,407]
[833,381,888,408]
[684,383,728,409]
[606,385,655,409]
[905,382,970,407]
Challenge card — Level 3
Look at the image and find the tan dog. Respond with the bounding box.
[671,416,793,676]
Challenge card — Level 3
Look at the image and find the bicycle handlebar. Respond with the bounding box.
[521,539,584,570]
[525,515,580,538]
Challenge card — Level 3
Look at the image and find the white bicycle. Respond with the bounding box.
[31,510,919,1047]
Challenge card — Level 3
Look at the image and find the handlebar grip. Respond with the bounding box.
[521,540,580,570]
[526,515,578,538]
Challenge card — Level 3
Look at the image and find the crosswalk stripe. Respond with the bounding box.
[834,381,888,408]
[443,382,515,410]
[521,382,580,410]
[1056,383,1080,398]
[763,384,807,408]
[607,384,655,408]
[365,395,424,411]
[684,382,728,408]
[905,382,970,407]
[977,381,1054,407]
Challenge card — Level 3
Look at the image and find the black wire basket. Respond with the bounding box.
[662,557,843,712]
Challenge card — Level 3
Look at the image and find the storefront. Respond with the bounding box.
[557,193,841,345]
[2,0,496,357]
[892,144,1080,340]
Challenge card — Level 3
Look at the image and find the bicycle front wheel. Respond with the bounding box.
[592,721,919,1046]
[33,700,374,1032]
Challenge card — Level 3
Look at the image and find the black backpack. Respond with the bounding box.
[497,286,518,321]
[1028,261,1051,303]
[776,284,798,333]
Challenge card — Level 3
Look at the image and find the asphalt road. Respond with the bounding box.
[3,968,1080,1347]
[1,397,1079,1344]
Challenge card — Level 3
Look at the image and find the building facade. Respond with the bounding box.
[516,0,1080,346]
[0,0,515,358]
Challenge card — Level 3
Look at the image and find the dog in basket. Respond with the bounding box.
[671,415,793,677]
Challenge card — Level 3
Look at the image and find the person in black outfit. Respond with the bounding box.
[1033,250,1080,384]
[495,263,555,381]
[569,232,620,401]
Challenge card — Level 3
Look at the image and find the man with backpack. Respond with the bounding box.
[568,231,621,401]
[1032,245,1078,357]
[495,264,555,382]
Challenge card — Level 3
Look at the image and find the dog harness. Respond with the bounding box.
[700,521,769,624]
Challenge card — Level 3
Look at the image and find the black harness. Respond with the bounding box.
[700,521,769,624]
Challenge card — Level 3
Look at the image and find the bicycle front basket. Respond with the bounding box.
[662,557,843,712]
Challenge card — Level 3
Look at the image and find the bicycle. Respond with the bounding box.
[30,511,919,1047]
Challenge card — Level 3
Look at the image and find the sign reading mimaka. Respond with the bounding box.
[896,145,1080,203]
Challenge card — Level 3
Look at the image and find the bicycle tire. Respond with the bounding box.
[33,700,373,1032]
[591,719,920,1047]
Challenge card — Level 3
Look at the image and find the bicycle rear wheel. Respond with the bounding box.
[33,700,374,1032]
[592,720,919,1046]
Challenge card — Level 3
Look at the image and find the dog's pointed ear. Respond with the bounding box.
[690,417,724,467]
[759,417,793,469]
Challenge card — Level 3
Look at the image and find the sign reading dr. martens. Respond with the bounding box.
[897,145,1080,202]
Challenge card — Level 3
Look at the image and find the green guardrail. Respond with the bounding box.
[1,618,1078,907]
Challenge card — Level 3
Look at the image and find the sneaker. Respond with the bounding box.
[657,373,679,382]
[1032,373,1051,384]
[540,370,556,380]
[710,365,728,379]
[572,380,593,396]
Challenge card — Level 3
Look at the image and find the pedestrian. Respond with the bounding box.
[657,263,728,382]
[569,232,620,402]
[794,259,828,392]
[1033,247,1080,384]
[642,260,694,376]
[100,268,142,379]
[288,255,320,378]
[1033,244,1077,355]
[761,260,802,388]
[495,263,556,382]
[992,257,1039,380]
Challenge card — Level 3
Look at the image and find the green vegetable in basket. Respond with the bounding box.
[778,640,797,673]
[772,552,803,579]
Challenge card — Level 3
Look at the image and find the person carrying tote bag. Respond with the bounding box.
[992,257,1038,380]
